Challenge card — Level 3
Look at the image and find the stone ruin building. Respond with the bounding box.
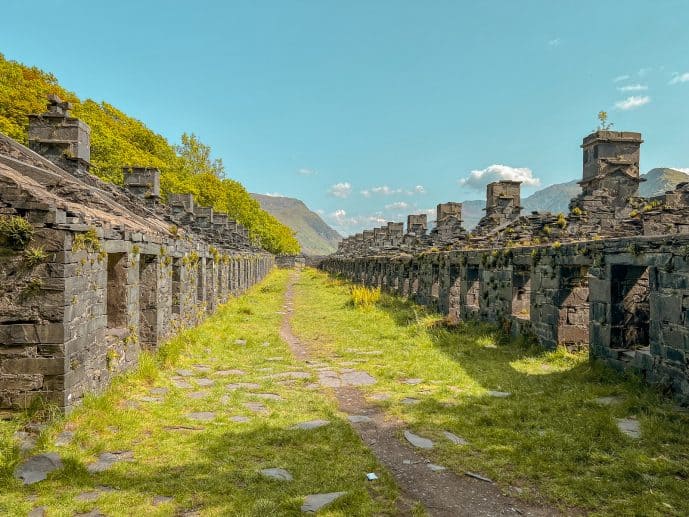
[0,96,273,413]
[324,129,689,404]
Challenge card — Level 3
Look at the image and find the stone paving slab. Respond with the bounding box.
[14,453,63,485]
[301,492,346,513]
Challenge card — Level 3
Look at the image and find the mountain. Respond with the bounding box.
[639,168,689,197]
[461,168,689,230]
[251,194,342,255]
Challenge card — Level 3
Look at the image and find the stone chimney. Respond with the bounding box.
[168,193,195,224]
[123,167,160,208]
[436,202,462,226]
[579,130,643,204]
[407,214,427,235]
[28,94,91,176]
[484,181,521,222]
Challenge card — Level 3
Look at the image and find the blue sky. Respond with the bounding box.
[2,0,689,235]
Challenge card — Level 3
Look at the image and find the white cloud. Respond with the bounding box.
[361,184,426,197]
[458,164,540,190]
[315,208,325,215]
[669,72,689,85]
[385,201,409,210]
[672,167,689,174]
[614,95,651,110]
[264,192,283,197]
[613,74,630,82]
[297,168,317,176]
[328,182,352,198]
[547,38,561,47]
[617,84,648,92]
[372,185,402,196]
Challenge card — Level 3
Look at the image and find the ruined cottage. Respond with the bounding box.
[0,96,273,413]
[325,129,689,404]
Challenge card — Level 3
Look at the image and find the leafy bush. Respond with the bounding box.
[350,286,381,308]
[0,215,34,249]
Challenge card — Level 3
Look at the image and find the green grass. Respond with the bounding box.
[0,269,399,516]
[290,269,689,517]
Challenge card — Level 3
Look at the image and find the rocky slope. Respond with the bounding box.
[251,194,341,255]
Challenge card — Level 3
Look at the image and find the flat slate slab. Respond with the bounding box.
[187,391,209,400]
[187,412,216,422]
[341,371,376,386]
[195,378,214,387]
[347,415,374,424]
[176,369,194,377]
[427,463,447,472]
[139,396,162,403]
[595,396,624,406]
[243,402,267,413]
[87,451,133,473]
[401,397,420,405]
[55,431,74,447]
[149,387,169,396]
[616,417,641,438]
[290,419,330,430]
[153,496,174,506]
[252,393,283,401]
[404,430,434,449]
[193,364,212,372]
[369,393,391,401]
[403,378,423,385]
[230,416,251,423]
[488,390,512,398]
[171,378,193,389]
[443,431,469,445]
[301,492,346,513]
[27,507,46,517]
[14,453,63,484]
[260,467,293,481]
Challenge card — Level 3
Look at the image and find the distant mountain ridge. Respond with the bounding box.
[460,168,689,230]
[251,194,341,256]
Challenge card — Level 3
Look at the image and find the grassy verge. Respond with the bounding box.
[0,269,399,516]
[290,269,689,517]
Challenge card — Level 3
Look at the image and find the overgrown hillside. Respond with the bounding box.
[251,194,341,255]
[0,53,299,254]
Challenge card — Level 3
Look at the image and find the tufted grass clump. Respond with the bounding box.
[0,215,34,249]
[350,285,381,307]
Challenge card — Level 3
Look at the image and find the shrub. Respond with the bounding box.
[0,215,34,249]
[23,246,48,266]
[351,286,381,308]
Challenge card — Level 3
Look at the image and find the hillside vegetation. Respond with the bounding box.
[0,53,299,254]
[251,194,341,255]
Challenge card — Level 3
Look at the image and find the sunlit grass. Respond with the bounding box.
[291,269,689,516]
[0,269,399,516]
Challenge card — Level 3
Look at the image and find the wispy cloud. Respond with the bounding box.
[672,167,689,174]
[328,182,352,198]
[617,84,648,92]
[297,168,317,176]
[264,192,283,197]
[385,201,409,210]
[327,209,388,232]
[547,38,561,47]
[361,185,426,197]
[458,164,540,190]
[669,72,689,85]
[614,95,651,110]
[613,74,630,83]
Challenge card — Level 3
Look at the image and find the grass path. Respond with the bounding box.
[0,269,399,516]
[289,269,689,517]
